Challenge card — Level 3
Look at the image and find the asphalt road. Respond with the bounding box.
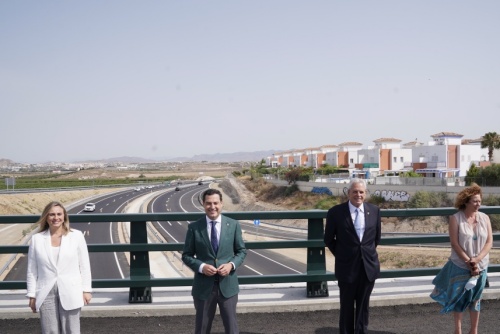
[150,184,308,277]
[4,182,309,283]
[3,189,142,281]
[2,299,500,334]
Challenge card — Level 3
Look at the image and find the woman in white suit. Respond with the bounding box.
[26,201,92,334]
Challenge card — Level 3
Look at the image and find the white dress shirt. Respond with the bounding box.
[349,202,365,241]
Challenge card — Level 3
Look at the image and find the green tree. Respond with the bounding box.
[249,159,269,179]
[481,131,500,162]
[316,164,339,175]
[476,164,500,186]
[465,162,480,185]
[400,171,421,177]
[283,167,313,184]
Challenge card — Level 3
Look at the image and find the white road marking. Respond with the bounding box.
[249,249,302,274]
[109,221,125,279]
[244,265,263,275]
[155,222,179,243]
[0,224,17,233]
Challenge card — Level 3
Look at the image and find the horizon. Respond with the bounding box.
[0,149,278,164]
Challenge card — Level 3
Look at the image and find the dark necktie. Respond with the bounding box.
[210,221,219,254]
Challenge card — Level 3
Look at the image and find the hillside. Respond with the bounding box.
[214,177,500,269]
[218,177,449,233]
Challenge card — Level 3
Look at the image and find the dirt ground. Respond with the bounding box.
[0,188,120,216]
[46,162,242,181]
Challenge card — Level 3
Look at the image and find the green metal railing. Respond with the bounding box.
[1,207,500,302]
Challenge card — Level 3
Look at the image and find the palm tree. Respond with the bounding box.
[480,132,500,162]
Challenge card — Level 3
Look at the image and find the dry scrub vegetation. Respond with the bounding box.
[229,176,500,270]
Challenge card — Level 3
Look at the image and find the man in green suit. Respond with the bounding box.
[182,188,247,334]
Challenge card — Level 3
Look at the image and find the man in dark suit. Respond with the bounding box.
[324,178,381,334]
[182,188,247,334]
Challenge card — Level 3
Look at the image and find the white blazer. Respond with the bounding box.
[26,229,92,312]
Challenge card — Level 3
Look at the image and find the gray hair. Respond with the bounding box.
[348,178,367,191]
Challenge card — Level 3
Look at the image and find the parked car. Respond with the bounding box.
[84,203,96,212]
[198,181,203,185]
[175,187,180,191]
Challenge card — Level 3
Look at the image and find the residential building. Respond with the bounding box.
[266,131,490,178]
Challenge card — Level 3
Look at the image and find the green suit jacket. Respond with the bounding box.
[182,215,247,300]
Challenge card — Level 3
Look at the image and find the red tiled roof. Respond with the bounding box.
[338,142,363,146]
[403,141,423,146]
[373,137,402,143]
[462,138,482,144]
[431,132,463,138]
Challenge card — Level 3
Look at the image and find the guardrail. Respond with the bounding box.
[1,208,500,302]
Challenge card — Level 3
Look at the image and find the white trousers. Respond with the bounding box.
[39,284,81,334]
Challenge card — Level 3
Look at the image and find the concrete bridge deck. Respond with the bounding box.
[2,274,500,333]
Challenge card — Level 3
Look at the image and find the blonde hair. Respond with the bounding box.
[37,201,70,235]
[454,183,482,210]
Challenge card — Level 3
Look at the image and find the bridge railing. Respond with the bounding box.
[1,207,500,302]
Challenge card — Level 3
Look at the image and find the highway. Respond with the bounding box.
[4,187,161,281]
[5,182,309,281]
[148,182,307,277]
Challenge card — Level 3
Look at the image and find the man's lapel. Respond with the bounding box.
[343,202,356,234]
[199,219,213,255]
[218,216,231,254]
[363,203,373,227]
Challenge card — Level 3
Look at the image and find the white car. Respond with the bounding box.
[84,203,96,212]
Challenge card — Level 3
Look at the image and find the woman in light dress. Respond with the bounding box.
[430,183,493,334]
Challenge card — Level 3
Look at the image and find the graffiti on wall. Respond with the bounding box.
[373,190,410,202]
[311,187,333,196]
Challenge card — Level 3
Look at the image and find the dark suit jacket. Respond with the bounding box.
[324,201,381,283]
[182,215,247,300]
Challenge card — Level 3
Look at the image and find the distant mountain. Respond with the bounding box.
[74,156,158,164]
[100,156,158,163]
[0,158,14,166]
[1,150,280,165]
[164,150,278,163]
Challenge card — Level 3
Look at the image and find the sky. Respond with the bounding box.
[1,1,499,163]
